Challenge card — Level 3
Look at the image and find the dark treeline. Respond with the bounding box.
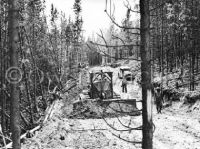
[0,0,87,148]
[150,0,200,91]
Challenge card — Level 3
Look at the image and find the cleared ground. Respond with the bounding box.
[22,64,200,149]
[21,100,200,149]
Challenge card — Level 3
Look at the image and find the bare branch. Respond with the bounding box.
[104,11,140,30]
[99,46,141,61]
[87,30,141,61]
[87,42,141,61]
[112,2,115,17]
[87,37,141,61]
[87,42,117,61]
[112,34,126,45]
[116,117,142,130]
[123,29,141,35]
[110,131,142,144]
[20,112,29,127]
[105,0,107,12]
[123,0,140,13]
[102,116,132,132]
[95,104,132,132]
[90,41,139,48]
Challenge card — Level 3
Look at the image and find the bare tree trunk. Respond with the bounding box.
[8,0,21,148]
[161,0,164,90]
[140,0,153,148]
[0,3,6,134]
[191,48,195,91]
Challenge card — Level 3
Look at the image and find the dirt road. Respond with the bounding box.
[21,99,200,149]
[153,102,200,149]
[21,65,200,149]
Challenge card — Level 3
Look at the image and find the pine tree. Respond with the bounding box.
[8,0,21,148]
[140,0,153,148]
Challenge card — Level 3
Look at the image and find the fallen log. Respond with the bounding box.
[0,129,8,149]
[4,100,58,149]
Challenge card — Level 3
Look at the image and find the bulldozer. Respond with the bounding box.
[72,70,140,117]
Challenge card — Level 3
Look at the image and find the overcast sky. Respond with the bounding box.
[45,0,138,38]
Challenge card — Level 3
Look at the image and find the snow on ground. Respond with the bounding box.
[22,62,200,149]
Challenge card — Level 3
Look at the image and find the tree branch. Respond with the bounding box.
[90,41,139,48]
[116,117,142,130]
[86,42,141,61]
[105,10,140,30]
[123,0,140,13]
[110,131,142,144]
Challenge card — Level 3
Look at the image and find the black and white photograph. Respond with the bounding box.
[0,0,200,148]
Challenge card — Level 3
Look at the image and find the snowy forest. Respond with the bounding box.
[1,0,200,149]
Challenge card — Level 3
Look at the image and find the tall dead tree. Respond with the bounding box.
[8,0,21,148]
[140,0,153,148]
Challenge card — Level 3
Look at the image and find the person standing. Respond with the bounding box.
[155,88,163,113]
[122,76,128,93]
